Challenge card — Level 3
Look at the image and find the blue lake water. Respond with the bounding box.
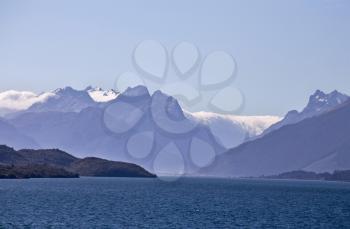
[0,177,350,228]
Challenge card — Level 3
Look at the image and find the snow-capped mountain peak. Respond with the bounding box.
[262,89,349,135]
[0,86,120,116]
[85,86,119,102]
[304,89,348,114]
[25,87,96,113]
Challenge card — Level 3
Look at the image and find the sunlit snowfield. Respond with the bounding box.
[1,177,350,228]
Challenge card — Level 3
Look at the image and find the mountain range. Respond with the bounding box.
[202,90,350,177]
[0,85,279,175]
[0,85,349,177]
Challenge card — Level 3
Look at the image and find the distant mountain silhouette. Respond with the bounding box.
[0,145,156,178]
[0,118,39,149]
[262,90,348,136]
[202,99,350,177]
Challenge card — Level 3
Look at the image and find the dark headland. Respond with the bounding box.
[0,145,156,179]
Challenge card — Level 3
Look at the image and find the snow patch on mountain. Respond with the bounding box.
[85,86,119,102]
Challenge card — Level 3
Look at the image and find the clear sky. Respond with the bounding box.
[1,0,350,116]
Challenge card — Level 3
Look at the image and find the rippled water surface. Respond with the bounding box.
[0,177,350,228]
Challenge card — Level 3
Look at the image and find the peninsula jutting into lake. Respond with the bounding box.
[0,145,156,179]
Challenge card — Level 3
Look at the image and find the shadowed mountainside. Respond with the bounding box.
[202,100,350,177]
[262,90,348,136]
[0,118,39,149]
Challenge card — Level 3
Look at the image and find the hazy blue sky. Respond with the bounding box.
[1,0,350,115]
